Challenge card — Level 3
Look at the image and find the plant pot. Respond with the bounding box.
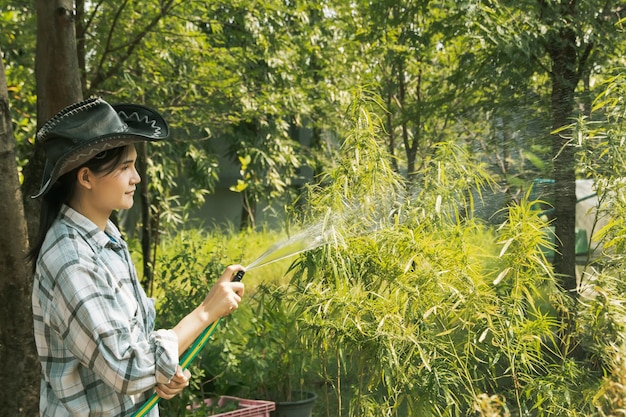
[270,391,317,417]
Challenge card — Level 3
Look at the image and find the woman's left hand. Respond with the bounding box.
[155,365,191,400]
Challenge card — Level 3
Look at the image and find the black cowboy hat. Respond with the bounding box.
[32,97,169,199]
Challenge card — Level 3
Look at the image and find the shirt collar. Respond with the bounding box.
[59,204,124,250]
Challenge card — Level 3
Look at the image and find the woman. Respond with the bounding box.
[28,97,245,416]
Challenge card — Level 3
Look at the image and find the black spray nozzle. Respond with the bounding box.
[233,270,245,282]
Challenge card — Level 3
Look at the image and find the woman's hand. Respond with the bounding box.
[155,365,191,400]
[199,264,245,321]
[171,264,246,357]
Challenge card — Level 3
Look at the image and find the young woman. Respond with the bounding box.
[28,97,245,416]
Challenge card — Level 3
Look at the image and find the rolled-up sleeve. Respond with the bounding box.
[152,329,179,384]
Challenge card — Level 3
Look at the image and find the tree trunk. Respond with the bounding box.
[240,191,256,230]
[0,48,39,417]
[547,26,579,294]
[22,0,83,244]
[75,0,88,94]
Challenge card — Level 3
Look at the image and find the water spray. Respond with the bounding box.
[246,224,336,271]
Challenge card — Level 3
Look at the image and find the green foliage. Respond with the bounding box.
[0,1,36,178]
[187,98,624,416]
[214,284,312,402]
[286,102,552,415]
[594,344,626,416]
[147,89,626,416]
[3,0,624,232]
[84,0,343,229]
[148,229,229,416]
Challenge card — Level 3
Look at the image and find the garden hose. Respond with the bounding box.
[132,270,245,417]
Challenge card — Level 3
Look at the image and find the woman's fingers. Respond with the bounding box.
[203,265,246,318]
[156,366,191,400]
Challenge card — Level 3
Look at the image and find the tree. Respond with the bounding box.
[467,0,625,294]
[349,1,464,178]
[0,46,38,417]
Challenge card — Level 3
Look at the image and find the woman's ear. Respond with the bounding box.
[76,167,94,191]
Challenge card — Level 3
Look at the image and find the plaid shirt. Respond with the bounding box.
[32,205,179,416]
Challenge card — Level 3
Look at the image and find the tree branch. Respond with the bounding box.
[88,0,181,93]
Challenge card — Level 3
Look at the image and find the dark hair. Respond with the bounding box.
[27,145,134,271]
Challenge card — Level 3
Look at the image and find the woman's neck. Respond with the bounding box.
[67,198,111,231]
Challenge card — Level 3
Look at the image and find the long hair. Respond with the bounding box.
[27,145,134,271]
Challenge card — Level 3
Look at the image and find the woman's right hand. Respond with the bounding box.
[172,264,246,354]
[199,264,245,321]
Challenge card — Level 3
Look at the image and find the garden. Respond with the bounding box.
[148,91,626,417]
[2,2,626,416]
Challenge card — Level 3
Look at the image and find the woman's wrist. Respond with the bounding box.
[172,306,214,353]
[195,305,214,327]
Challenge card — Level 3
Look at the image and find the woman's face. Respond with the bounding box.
[89,145,141,212]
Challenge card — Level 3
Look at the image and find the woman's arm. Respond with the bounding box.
[171,264,245,354]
